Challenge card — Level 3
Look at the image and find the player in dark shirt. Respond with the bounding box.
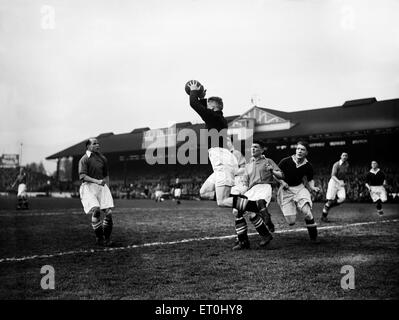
[171,178,183,204]
[322,152,350,222]
[276,141,320,242]
[188,80,272,247]
[78,138,114,246]
[365,161,388,215]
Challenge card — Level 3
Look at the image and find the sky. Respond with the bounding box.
[0,0,398,174]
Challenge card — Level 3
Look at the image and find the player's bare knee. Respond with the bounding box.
[201,191,214,200]
[285,215,296,225]
[232,208,240,218]
[102,208,112,218]
[199,188,207,198]
[301,204,313,221]
[248,212,257,219]
[216,198,229,207]
[90,207,101,218]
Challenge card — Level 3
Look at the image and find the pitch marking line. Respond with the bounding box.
[1,219,398,263]
[0,208,220,217]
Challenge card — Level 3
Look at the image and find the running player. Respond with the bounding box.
[232,141,283,250]
[276,141,320,243]
[365,161,388,215]
[11,167,29,210]
[321,152,349,222]
[172,178,183,204]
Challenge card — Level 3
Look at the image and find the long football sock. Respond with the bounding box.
[235,216,249,243]
[102,210,113,240]
[376,200,383,214]
[305,218,318,240]
[256,199,271,225]
[233,195,259,213]
[323,200,336,216]
[250,214,271,237]
[91,209,104,240]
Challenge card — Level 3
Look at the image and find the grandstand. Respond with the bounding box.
[46,97,399,201]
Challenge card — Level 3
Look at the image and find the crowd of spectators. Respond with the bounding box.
[2,162,398,203]
[0,167,53,193]
[108,179,203,200]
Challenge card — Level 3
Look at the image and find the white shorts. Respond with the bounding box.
[174,188,182,198]
[79,182,114,214]
[326,178,346,201]
[155,191,163,198]
[277,184,312,219]
[369,186,387,203]
[17,183,27,197]
[244,184,272,205]
[208,147,238,187]
[200,173,216,196]
[230,183,248,196]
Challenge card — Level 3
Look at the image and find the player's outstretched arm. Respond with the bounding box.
[188,81,211,118]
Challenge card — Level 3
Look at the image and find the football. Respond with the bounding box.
[185,80,205,96]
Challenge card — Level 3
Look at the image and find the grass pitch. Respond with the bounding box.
[0,197,398,299]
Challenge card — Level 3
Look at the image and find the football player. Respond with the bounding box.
[11,167,29,210]
[365,161,388,215]
[188,80,273,245]
[172,178,182,204]
[321,152,349,222]
[231,141,283,250]
[78,138,114,246]
[276,141,320,243]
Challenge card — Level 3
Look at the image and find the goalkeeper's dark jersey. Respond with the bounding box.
[189,90,228,149]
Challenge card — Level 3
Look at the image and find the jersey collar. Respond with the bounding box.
[370,168,380,174]
[292,155,308,168]
[86,150,92,158]
[251,155,266,162]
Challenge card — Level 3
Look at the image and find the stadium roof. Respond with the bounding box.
[46,98,399,159]
[255,97,399,141]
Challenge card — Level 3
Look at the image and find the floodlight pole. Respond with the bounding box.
[20,143,23,166]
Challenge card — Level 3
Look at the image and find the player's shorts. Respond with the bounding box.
[174,188,182,198]
[277,184,312,219]
[79,182,114,214]
[369,186,387,203]
[200,173,216,197]
[230,183,248,196]
[230,174,248,195]
[244,184,272,205]
[208,147,238,187]
[155,191,163,198]
[17,183,27,197]
[326,178,346,201]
